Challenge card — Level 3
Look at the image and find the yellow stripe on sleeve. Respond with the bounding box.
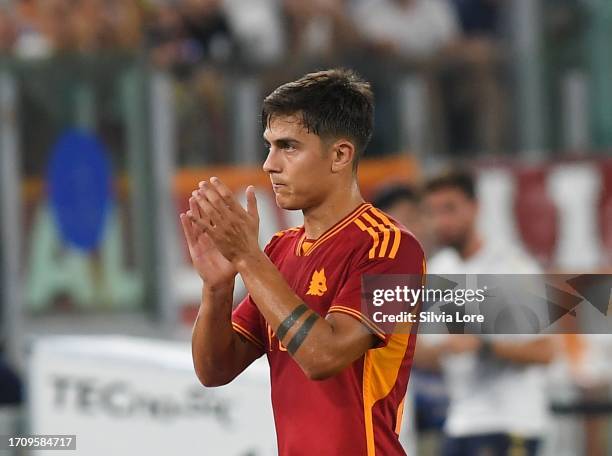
[362,212,392,258]
[354,218,380,259]
[371,208,401,259]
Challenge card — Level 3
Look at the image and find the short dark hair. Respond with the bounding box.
[423,170,477,200]
[262,68,374,170]
[372,184,421,211]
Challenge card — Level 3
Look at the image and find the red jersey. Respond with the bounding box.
[232,202,425,456]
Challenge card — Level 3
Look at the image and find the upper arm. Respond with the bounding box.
[230,294,266,377]
[319,312,380,373]
[226,329,266,380]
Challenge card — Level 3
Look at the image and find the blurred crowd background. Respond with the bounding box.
[0,0,611,455]
[1,0,611,168]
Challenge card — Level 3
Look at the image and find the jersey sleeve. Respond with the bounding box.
[328,232,426,346]
[231,294,266,353]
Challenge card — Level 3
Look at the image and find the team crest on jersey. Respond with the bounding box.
[306,268,327,296]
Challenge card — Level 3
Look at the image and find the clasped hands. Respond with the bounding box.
[181,177,260,265]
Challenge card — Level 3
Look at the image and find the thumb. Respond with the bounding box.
[246,185,259,219]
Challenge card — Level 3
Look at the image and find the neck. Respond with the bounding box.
[457,230,483,260]
[303,181,364,239]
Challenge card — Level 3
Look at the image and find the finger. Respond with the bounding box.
[189,197,207,226]
[190,197,215,232]
[190,190,204,218]
[246,185,259,219]
[180,212,197,248]
[210,176,239,210]
[198,181,210,197]
[188,210,214,233]
[189,193,201,219]
[199,181,229,216]
[194,191,221,225]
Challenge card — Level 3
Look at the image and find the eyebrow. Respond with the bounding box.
[263,136,302,146]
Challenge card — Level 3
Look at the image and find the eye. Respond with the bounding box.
[263,141,271,151]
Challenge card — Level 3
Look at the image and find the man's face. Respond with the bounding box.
[263,114,334,210]
[424,188,477,250]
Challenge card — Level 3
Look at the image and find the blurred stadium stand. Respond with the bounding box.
[0,0,611,455]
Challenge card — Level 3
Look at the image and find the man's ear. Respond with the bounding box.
[330,139,355,173]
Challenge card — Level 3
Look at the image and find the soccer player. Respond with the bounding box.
[181,69,425,456]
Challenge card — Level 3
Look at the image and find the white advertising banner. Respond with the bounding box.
[29,336,276,456]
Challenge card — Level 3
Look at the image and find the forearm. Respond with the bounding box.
[489,338,555,365]
[236,251,307,330]
[191,282,244,386]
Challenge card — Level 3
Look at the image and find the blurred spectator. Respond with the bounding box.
[181,0,236,62]
[11,0,49,58]
[438,0,506,155]
[18,0,73,57]
[282,0,356,61]
[224,0,283,65]
[346,0,461,156]
[147,2,189,71]
[412,169,554,456]
[110,0,144,50]
[9,0,143,58]
[350,0,460,60]
[71,0,143,53]
[71,0,110,53]
[348,0,507,155]
[147,0,237,73]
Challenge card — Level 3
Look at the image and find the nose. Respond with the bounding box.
[263,148,281,174]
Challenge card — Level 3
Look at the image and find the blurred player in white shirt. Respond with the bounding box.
[413,170,555,456]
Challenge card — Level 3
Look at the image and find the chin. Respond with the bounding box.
[277,201,301,211]
[275,195,303,211]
